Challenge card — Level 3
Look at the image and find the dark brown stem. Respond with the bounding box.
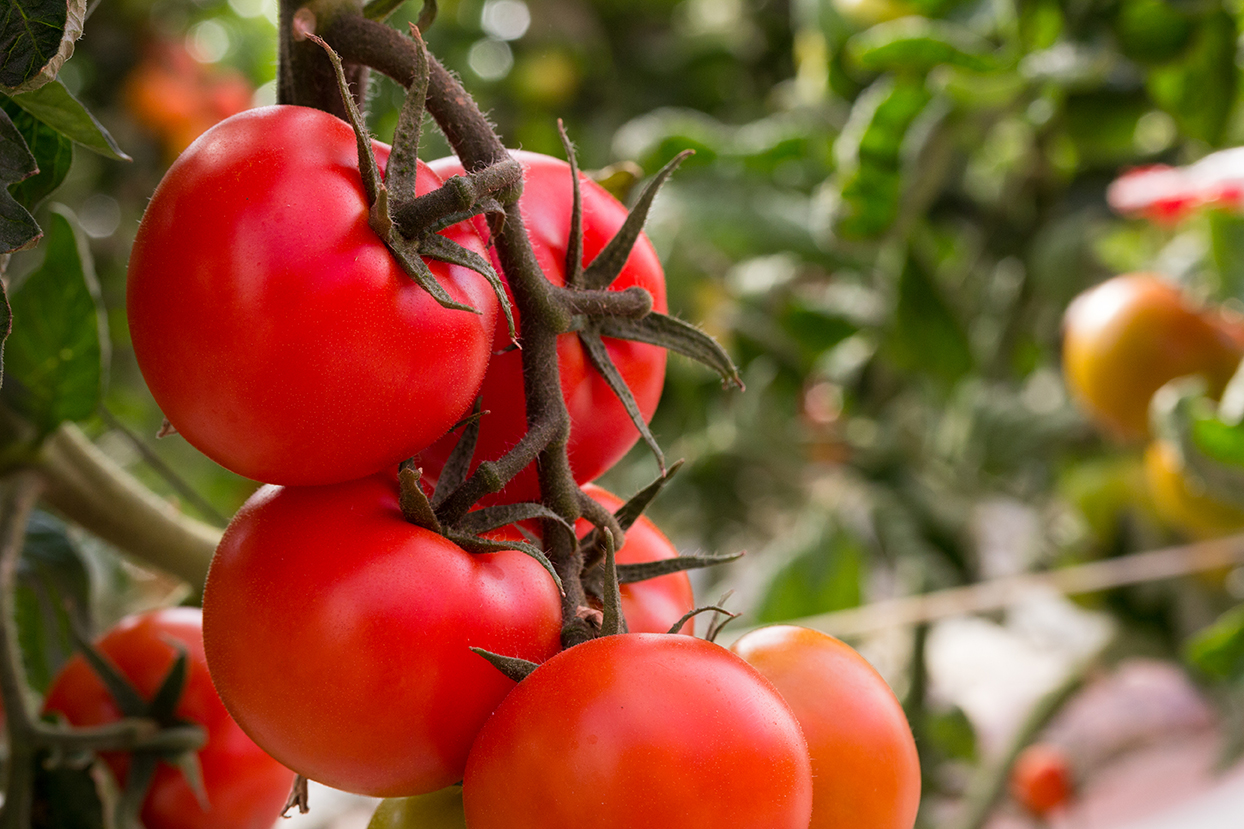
[558,286,653,320]
[324,15,594,646]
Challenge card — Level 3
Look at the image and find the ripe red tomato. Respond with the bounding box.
[42,608,294,829]
[730,625,921,829]
[1062,274,1244,440]
[419,151,668,504]
[201,473,563,797]
[1010,744,1073,817]
[127,105,498,485]
[463,633,813,829]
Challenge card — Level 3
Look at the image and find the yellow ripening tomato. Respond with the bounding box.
[1063,274,1244,440]
[1144,440,1244,539]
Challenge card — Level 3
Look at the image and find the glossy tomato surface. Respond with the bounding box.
[463,633,813,829]
[1062,274,1243,440]
[420,151,667,503]
[202,473,563,797]
[1010,744,1073,816]
[731,625,921,829]
[43,608,294,829]
[127,105,498,485]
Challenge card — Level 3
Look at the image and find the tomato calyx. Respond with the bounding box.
[63,622,209,825]
[304,32,517,337]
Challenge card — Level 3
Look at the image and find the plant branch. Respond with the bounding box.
[38,423,221,588]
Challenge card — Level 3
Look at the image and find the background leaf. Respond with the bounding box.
[3,208,108,432]
[3,98,71,211]
[5,81,130,161]
[0,107,40,253]
[0,0,84,94]
[17,509,92,693]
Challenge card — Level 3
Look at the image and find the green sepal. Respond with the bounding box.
[598,313,742,389]
[447,532,563,594]
[399,463,442,533]
[384,24,429,204]
[146,647,188,724]
[617,551,743,584]
[579,331,665,473]
[68,623,146,719]
[665,603,736,637]
[598,529,626,637]
[431,401,482,509]
[454,503,571,536]
[114,752,158,829]
[469,647,537,683]
[582,150,692,290]
[558,120,585,288]
[418,232,515,338]
[610,459,684,534]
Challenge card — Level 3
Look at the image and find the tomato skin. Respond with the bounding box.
[127,105,498,485]
[1062,274,1243,440]
[580,484,694,634]
[201,473,563,797]
[463,633,813,829]
[1010,744,1072,817]
[730,625,921,829]
[368,788,466,829]
[42,608,294,829]
[1144,440,1244,539]
[420,151,668,504]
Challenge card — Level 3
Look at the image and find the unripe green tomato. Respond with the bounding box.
[368,788,465,829]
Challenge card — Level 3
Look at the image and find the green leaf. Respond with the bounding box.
[1114,0,1194,65]
[1186,603,1244,681]
[756,523,863,623]
[1209,212,1244,303]
[825,77,931,240]
[0,0,85,94]
[5,81,130,161]
[1146,11,1236,146]
[924,705,977,761]
[31,757,107,829]
[887,253,973,385]
[847,18,998,74]
[3,207,109,432]
[0,106,41,253]
[17,509,92,693]
[3,98,71,210]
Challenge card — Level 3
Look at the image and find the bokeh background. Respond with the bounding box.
[10,0,1244,825]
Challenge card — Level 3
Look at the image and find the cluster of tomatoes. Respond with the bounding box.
[1063,273,1244,537]
[50,98,925,828]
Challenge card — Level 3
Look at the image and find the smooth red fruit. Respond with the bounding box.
[463,633,814,829]
[1062,274,1244,440]
[43,608,294,829]
[420,151,667,503]
[202,473,562,797]
[1010,744,1073,816]
[731,625,921,829]
[127,105,498,485]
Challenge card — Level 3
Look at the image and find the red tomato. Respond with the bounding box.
[730,625,921,829]
[42,608,294,829]
[419,151,668,504]
[1062,274,1244,440]
[201,473,563,797]
[1010,744,1073,816]
[463,633,813,829]
[127,106,498,485]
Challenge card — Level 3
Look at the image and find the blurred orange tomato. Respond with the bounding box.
[1010,744,1073,817]
[124,40,253,158]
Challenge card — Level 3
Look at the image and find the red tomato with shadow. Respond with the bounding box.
[43,608,295,829]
